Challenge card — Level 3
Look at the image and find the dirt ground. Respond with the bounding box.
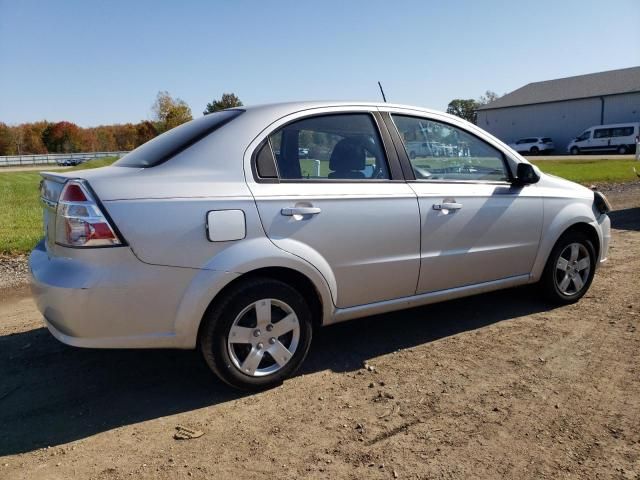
[1,185,639,480]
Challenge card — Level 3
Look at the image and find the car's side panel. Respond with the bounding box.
[173,237,337,347]
[251,184,421,308]
[103,197,260,269]
[410,182,543,292]
[529,177,608,281]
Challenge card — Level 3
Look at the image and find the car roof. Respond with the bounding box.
[587,122,640,129]
[239,100,447,118]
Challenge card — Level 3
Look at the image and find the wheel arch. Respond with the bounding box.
[531,217,601,282]
[173,244,335,349]
[559,222,600,260]
[197,266,325,343]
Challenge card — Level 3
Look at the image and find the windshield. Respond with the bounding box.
[115,109,244,167]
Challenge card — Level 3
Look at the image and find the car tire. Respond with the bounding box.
[570,146,580,155]
[199,277,313,391]
[409,151,416,159]
[617,145,628,155]
[540,231,596,305]
[530,146,539,155]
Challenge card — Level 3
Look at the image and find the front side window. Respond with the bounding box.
[576,131,591,142]
[268,114,390,180]
[391,115,509,182]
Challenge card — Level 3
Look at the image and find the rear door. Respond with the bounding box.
[383,109,543,293]
[247,109,421,308]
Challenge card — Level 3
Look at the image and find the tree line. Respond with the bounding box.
[0,91,243,156]
[1,89,495,156]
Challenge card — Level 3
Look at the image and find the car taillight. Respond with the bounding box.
[55,180,123,247]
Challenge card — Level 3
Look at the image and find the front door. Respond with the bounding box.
[388,112,543,293]
[249,111,421,308]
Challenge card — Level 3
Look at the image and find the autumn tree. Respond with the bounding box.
[0,123,12,156]
[203,93,243,115]
[135,121,157,145]
[152,91,193,133]
[42,121,84,153]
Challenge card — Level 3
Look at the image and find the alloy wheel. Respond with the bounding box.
[555,243,591,296]
[227,298,300,377]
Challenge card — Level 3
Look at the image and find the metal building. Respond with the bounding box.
[476,67,640,152]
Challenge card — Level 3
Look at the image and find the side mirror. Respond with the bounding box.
[514,163,539,186]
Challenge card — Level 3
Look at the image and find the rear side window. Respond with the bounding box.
[115,110,243,167]
[542,138,553,143]
[611,126,633,137]
[268,114,390,180]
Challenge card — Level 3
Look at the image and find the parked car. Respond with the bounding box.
[56,157,83,166]
[567,122,640,155]
[508,137,555,155]
[31,102,612,390]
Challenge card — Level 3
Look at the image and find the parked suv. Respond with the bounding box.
[567,123,639,155]
[508,137,555,155]
[31,102,611,390]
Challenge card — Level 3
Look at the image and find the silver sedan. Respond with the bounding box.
[31,102,611,390]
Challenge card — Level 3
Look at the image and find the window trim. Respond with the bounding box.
[251,111,405,184]
[384,112,515,185]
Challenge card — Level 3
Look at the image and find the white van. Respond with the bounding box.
[567,122,639,155]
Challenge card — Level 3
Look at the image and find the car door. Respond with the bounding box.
[384,110,543,294]
[247,109,421,308]
[592,127,611,151]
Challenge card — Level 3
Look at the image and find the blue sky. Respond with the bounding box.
[1,0,638,127]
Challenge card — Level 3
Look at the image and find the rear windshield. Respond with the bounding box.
[115,109,244,167]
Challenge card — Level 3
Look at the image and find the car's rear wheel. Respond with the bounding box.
[540,232,596,304]
[530,146,539,155]
[570,146,580,155]
[617,145,628,154]
[199,277,313,391]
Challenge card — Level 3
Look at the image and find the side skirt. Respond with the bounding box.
[327,274,531,325]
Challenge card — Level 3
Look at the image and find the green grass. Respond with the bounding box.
[531,158,639,184]
[0,156,638,255]
[0,157,118,254]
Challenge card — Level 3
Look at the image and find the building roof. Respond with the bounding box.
[477,66,640,110]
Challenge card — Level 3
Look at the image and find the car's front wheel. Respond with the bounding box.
[570,146,580,155]
[199,278,313,391]
[530,146,539,155]
[540,231,596,304]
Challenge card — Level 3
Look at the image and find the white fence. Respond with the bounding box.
[0,151,129,167]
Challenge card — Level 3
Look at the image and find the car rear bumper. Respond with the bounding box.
[29,239,229,349]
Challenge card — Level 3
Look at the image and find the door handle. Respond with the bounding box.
[281,207,322,216]
[433,202,463,211]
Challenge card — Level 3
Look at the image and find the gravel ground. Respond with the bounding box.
[0,254,29,293]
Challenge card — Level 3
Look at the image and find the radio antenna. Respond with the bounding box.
[377,81,387,102]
